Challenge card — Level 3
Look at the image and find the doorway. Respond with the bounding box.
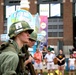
[73,17,76,48]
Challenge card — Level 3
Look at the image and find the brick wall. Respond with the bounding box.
[48,0,73,46]
[29,0,37,15]
[63,0,73,45]
[0,0,4,44]
[0,0,4,34]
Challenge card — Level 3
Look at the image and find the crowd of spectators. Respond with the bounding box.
[32,45,76,75]
[32,45,66,75]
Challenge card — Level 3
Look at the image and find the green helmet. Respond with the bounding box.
[8,21,34,39]
[29,31,37,41]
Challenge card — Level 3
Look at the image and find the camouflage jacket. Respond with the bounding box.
[0,41,21,75]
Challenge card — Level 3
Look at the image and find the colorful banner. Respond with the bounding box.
[37,16,48,50]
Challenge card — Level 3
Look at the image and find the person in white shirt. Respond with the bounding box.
[69,54,75,75]
[44,50,55,75]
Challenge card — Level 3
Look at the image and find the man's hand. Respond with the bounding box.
[24,56,33,66]
[28,56,33,62]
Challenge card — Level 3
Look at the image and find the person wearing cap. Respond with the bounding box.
[21,30,40,74]
[25,31,37,48]
[0,21,34,75]
[21,31,38,75]
[23,31,37,58]
[44,48,55,75]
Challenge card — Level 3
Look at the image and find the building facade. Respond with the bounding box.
[0,0,76,54]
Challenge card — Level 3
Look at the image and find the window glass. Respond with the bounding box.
[48,18,63,37]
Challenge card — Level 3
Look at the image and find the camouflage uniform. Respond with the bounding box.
[0,21,33,75]
[22,31,37,75]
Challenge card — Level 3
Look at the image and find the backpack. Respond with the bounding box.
[0,42,9,54]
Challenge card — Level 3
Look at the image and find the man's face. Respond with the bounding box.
[18,31,30,43]
[27,39,36,47]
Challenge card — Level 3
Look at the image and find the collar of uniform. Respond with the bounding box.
[12,40,22,54]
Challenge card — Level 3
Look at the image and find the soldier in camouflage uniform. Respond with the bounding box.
[23,31,37,70]
[21,30,38,75]
[0,21,34,75]
[26,31,37,47]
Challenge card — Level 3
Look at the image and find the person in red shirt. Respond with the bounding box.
[34,48,43,75]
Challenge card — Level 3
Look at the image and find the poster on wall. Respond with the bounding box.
[37,16,48,51]
[50,3,61,17]
[39,4,49,17]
